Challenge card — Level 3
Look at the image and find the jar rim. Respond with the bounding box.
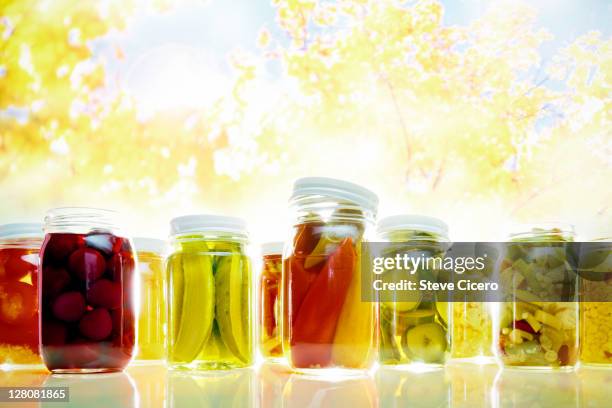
[508,222,575,240]
[261,241,284,256]
[377,214,449,238]
[0,222,44,239]
[44,207,120,231]
[289,177,379,213]
[170,214,248,237]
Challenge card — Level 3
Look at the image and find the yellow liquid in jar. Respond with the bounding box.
[136,251,166,361]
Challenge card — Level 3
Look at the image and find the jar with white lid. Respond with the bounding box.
[376,214,451,366]
[167,215,253,370]
[259,242,284,360]
[282,177,378,371]
[133,237,167,362]
[0,223,44,366]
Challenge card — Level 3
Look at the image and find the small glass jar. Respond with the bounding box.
[282,177,378,371]
[133,237,167,362]
[259,242,283,360]
[0,223,43,366]
[167,215,253,370]
[578,236,612,366]
[39,207,136,373]
[377,215,451,366]
[495,224,577,368]
[450,243,494,362]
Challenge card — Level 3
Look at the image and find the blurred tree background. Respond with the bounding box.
[0,0,610,241]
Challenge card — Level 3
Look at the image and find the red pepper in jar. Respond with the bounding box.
[291,237,356,368]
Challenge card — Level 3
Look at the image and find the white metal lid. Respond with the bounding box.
[133,237,167,254]
[170,214,248,236]
[261,241,284,256]
[0,223,44,239]
[290,177,379,212]
[377,214,449,238]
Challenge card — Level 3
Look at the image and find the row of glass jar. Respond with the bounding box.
[260,178,611,371]
[0,209,165,372]
[0,177,610,373]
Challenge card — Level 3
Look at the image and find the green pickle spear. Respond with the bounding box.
[215,254,251,363]
[171,253,215,363]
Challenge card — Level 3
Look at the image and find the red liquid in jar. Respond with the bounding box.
[40,232,135,372]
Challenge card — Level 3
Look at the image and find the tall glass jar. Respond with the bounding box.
[167,215,253,370]
[259,242,283,360]
[39,207,136,373]
[578,236,612,366]
[494,224,577,368]
[0,223,43,366]
[377,215,451,366]
[282,177,378,371]
[133,237,167,362]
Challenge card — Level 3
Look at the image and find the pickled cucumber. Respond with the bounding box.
[171,253,215,363]
[215,254,250,363]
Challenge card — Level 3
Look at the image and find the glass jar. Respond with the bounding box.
[133,237,167,362]
[377,215,451,366]
[282,177,378,371]
[259,242,283,360]
[0,223,43,366]
[578,236,612,366]
[39,207,136,373]
[450,243,494,362]
[167,215,253,370]
[495,224,577,368]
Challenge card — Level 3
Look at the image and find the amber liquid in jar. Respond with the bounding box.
[0,225,42,366]
[260,251,282,359]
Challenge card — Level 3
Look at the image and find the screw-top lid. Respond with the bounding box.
[261,241,284,256]
[377,214,449,238]
[133,237,167,255]
[0,223,44,239]
[170,214,248,236]
[290,177,379,213]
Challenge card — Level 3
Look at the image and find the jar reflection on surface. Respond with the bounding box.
[0,369,46,408]
[167,368,256,408]
[42,371,137,408]
[133,238,167,362]
[494,368,579,407]
[258,361,292,408]
[578,366,612,408]
[0,223,44,367]
[283,372,378,408]
[446,363,497,408]
[127,363,166,408]
[376,366,450,408]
